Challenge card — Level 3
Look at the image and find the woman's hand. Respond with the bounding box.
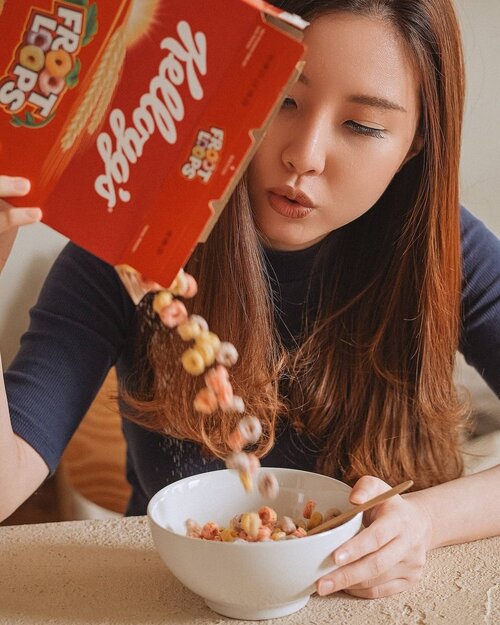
[317,475,433,599]
[0,175,42,272]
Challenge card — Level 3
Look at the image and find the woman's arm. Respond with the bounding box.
[2,241,136,518]
[407,464,500,548]
[0,175,48,520]
[0,354,49,521]
[1,208,136,523]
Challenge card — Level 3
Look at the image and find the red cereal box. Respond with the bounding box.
[0,0,306,296]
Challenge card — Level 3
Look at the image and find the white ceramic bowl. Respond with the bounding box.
[147,467,362,620]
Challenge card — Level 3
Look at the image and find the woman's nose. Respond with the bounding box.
[281,117,329,176]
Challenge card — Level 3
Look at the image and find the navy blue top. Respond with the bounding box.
[5,207,500,515]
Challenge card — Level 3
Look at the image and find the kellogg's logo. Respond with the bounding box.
[94,20,209,212]
[0,0,98,128]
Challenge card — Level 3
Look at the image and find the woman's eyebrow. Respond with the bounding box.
[348,94,407,113]
[298,72,406,113]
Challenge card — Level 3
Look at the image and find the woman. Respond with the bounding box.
[1,0,499,599]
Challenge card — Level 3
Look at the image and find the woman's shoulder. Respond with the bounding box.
[460,206,499,250]
[460,206,500,282]
[34,241,138,340]
[46,241,133,305]
[459,206,500,397]
[53,240,122,279]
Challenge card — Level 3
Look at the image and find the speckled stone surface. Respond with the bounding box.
[0,517,498,625]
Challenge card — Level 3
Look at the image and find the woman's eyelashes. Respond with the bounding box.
[345,120,386,139]
[280,98,386,139]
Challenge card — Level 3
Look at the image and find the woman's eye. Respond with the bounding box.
[345,120,385,139]
[281,96,297,109]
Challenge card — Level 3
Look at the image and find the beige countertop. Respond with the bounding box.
[0,516,498,625]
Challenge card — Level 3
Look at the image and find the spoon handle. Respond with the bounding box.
[306,479,414,536]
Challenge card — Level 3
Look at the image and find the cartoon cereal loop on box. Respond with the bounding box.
[0,0,97,128]
[0,0,164,138]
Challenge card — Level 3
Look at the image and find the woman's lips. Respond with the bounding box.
[267,191,314,219]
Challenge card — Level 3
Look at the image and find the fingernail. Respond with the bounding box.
[335,550,348,565]
[318,580,335,596]
[26,208,41,220]
[13,178,30,193]
[351,489,368,503]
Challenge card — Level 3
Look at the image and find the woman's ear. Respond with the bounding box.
[397,133,424,172]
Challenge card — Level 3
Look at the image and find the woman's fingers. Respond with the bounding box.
[316,475,429,600]
[331,516,398,566]
[0,189,41,270]
[318,537,406,595]
[0,177,40,235]
[344,577,412,599]
[0,204,42,231]
[349,474,392,505]
[344,558,425,590]
[0,176,31,198]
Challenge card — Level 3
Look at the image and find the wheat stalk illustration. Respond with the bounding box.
[87,31,127,135]
[122,0,162,48]
[61,28,126,150]
[60,0,162,151]
[0,0,5,17]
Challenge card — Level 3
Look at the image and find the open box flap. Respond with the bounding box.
[198,58,305,243]
[241,0,309,34]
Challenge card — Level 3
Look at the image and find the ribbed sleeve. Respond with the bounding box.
[5,242,136,474]
[460,206,500,397]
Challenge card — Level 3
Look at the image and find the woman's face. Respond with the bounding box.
[247,12,422,251]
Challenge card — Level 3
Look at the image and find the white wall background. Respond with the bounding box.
[456,0,500,228]
[0,0,499,368]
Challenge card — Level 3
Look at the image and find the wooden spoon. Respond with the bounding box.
[306,479,414,536]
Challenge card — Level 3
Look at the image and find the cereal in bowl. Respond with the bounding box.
[185,500,342,542]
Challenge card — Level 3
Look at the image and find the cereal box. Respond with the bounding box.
[0,0,306,295]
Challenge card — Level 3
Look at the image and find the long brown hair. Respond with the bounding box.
[125,0,469,489]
